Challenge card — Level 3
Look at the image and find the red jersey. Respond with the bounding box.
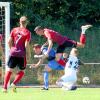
[10,27,31,57]
[44,28,68,45]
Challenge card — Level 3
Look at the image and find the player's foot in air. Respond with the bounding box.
[41,87,49,90]
[11,83,17,93]
[2,88,7,93]
[81,24,92,31]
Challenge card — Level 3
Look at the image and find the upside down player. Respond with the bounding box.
[30,44,67,90]
[34,25,92,64]
[56,48,81,91]
[3,16,31,93]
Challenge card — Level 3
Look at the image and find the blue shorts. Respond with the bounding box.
[48,60,64,70]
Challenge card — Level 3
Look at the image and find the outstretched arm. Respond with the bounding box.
[30,55,46,68]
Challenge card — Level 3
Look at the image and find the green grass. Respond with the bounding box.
[0,88,100,100]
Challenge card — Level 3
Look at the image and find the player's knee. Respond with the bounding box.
[44,66,51,72]
[77,43,85,48]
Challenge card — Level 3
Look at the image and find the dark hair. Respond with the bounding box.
[33,44,41,48]
[34,26,44,31]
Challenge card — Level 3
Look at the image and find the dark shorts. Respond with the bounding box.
[56,40,77,53]
[7,56,26,70]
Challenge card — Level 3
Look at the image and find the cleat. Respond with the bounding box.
[81,25,92,30]
[11,83,17,93]
[2,88,7,93]
[41,87,49,90]
[70,86,77,90]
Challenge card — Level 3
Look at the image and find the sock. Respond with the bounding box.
[82,28,86,34]
[13,71,24,85]
[3,71,12,89]
[43,71,49,89]
[57,59,66,67]
[80,34,86,44]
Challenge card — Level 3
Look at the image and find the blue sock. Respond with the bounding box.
[43,71,49,89]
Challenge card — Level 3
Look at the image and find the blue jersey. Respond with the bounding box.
[41,47,56,61]
[41,47,64,70]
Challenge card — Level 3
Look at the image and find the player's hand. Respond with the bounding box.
[29,64,35,68]
[44,52,49,57]
[29,64,38,68]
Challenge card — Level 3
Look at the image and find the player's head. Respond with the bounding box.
[70,48,78,56]
[19,16,28,27]
[34,26,44,36]
[33,44,41,55]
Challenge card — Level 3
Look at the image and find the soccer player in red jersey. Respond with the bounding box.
[3,16,31,93]
[34,25,92,62]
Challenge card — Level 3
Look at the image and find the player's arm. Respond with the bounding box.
[25,32,31,62]
[30,55,46,68]
[8,37,13,49]
[42,41,48,48]
[25,40,31,61]
[78,59,84,65]
[44,31,53,56]
[44,39,53,57]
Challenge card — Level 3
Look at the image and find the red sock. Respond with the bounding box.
[13,71,24,85]
[3,71,12,89]
[57,59,66,67]
[80,34,86,44]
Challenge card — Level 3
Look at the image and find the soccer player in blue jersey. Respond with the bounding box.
[30,44,67,90]
[56,48,81,90]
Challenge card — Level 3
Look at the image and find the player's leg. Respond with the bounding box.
[55,39,77,62]
[11,70,24,92]
[3,68,12,93]
[62,75,77,90]
[77,24,92,48]
[42,65,52,90]
[55,25,92,61]
[3,56,17,93]
[48,60,64,70]
[11,57,25,92]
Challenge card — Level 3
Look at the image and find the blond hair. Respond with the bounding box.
[70,48,78,56]
[20,16,28,25]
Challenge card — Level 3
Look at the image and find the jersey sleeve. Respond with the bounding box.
[44,30,52,40]
[26,31,31,42]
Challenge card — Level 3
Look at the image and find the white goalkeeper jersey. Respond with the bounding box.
[64,55,79,76]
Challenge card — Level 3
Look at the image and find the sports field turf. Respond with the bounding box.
[0,88,100,100]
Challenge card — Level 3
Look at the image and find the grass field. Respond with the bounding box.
[0,88,100,100]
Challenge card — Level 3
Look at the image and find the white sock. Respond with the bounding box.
[81,29,86,34]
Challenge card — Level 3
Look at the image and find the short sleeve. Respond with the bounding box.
[26,31,31,42]
[44,30,52,40]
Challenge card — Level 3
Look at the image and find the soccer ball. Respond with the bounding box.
[82,77,90,84]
